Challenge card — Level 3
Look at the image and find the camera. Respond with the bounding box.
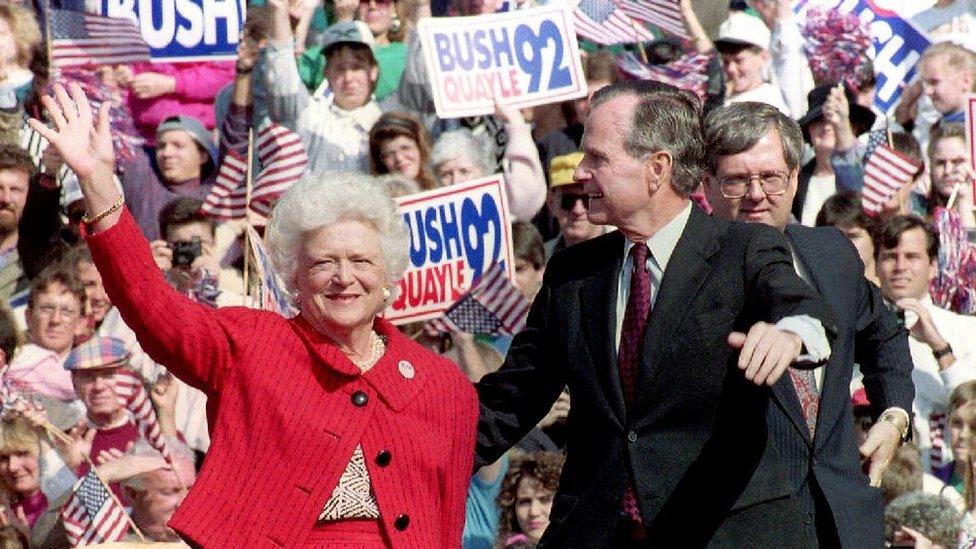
[171,237,202,267]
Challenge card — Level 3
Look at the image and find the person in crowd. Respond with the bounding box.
[31,82,478,546]
[117,54,234,145]
[543,152,605,260]
[0,145,33,302]
[703,101,914,547]
[119,442,197,542]
[265,0,382,174]
[920,42,976,126]
[815,192,881,285]
[881,444,966,511]
[476,81,835,546]
[511,222,545,304]
[0,416,49,534]
[119,115,219,242]
[885,491,961,548]
[913,0,976,51]
[874,215,976,472]
[794,84,876,226]
[496,452,564,547]
[938,382,976,494]
[61,245,110,334]
[7,267,86,402]
[368,111,437,190]
[749,0,816,118]
[302,0,407,104]
[927,123,976,230]
[429,116,546,221]
[714,10,789,115]
[0,3,39,108]
[150,197,242,307]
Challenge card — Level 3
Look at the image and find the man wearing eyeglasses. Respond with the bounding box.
[543,152,606,259]
[7,267,88,402]
[702,101,915,548]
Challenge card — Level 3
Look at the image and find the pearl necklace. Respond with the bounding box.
[352,331,386,372]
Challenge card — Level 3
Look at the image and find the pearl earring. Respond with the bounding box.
[382,287,392,300]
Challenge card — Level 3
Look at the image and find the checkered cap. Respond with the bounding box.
[63,336,130,371]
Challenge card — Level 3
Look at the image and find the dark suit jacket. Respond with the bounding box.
[772,225,915,547]
[476,207,838,547]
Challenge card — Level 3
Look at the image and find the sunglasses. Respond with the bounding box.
[559,192,589,211]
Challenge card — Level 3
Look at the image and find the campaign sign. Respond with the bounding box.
[794,0,931,115]
[966,95,976,170]
[388,175,515,324]
[418,5,587,118]
[97,0,244,62]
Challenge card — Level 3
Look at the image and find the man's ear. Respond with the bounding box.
[644,150,673,193]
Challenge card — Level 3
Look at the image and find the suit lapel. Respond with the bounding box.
[579,231,626,427]
[632,208,719,415]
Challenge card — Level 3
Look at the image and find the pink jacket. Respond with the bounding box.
[125,60,235,145]
[7,344,75,402]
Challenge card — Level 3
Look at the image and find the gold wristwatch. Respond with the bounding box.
[879,410,910,444]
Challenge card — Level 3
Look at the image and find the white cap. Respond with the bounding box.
[715,11,771,51]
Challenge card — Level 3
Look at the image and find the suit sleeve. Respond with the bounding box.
[473,275,568,469]
[854,278,916,420]
[744,225,839,345]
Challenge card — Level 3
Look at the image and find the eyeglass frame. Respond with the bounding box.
[713,169,794,199]
[557,191,589,211]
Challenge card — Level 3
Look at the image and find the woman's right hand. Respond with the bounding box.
[27,83,115,182]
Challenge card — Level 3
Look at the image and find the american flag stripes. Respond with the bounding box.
[114,368,172,462]
[574,0,655,45]
[202,123,308,220]
[861,144,921,216]
[617,0,688,39]
[61,470,130,545]
[617,50,711,99]
[48,9,150,68]
[425,263,530,336]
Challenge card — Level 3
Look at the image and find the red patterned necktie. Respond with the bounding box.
[789,368,819,437]
[619,243,652,523]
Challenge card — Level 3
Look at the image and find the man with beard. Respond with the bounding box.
[0,144,32,301]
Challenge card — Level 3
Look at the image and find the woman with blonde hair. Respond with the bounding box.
[0,3,40,106]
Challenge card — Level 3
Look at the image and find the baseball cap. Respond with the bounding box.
[549,152,584,188]
[156,115,218,176]
[715,11,771,51]
[321,21,375,55]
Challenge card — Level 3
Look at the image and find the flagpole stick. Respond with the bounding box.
[33,418,148,543]
[243,128,254,297]
[886,117,893,148]
[632,19,649,64]
[948,183,961,211]
[44,0,53,70]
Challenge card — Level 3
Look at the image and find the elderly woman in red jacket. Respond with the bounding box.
[31,83,478,548]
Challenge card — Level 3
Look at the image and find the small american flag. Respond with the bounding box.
[617,0,688,39]
[617,50,711,99]
[574,0,655,46]
[48,9,150,68]
[61,470,129,545]
[114,368,172,462]
[202,122,308,220]
[425,263,530,336]
[861,144,921,217]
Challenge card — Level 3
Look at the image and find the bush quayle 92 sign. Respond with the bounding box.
[387,175,515,324]
[96,0,244,61]
[418,5,587,118]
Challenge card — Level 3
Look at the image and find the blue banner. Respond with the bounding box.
[795,0,931,114]
[98,0,245,62]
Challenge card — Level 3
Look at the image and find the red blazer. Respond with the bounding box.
[87,210,478,548]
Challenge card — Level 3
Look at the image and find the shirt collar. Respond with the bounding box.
[621,202,693,271]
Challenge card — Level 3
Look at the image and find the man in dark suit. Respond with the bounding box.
[475,81,838,547]
[702,101,915,547]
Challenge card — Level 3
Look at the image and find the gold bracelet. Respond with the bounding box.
[82,195,125,225]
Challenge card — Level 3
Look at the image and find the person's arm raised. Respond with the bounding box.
[28,83,120,234]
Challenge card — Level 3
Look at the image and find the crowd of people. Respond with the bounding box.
[0,0,971,547]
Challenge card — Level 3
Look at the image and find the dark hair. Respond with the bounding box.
[61,243,94,273]
[512,221,545,270]
[584,49,619,84]
[497,451,565,543]
[588,81,705,195]
[0,304,18,365]
[891,132,923,175]
[325,43,379,94]
[158,197,213,241]
[927,122,966,210]
[368,112,436,190]
[716,42,764,56]
[26,265,86,311]
[815,192,877,236]
[704,101,804,174]
[874,215,938,261]
[0,144,36,179]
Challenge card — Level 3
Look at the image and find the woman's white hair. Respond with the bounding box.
[266,172,410,301]
[429,129,495,176]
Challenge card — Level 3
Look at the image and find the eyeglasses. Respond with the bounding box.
[34,304,80,318]
[716,171,790,199]
[559,193,589,211]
